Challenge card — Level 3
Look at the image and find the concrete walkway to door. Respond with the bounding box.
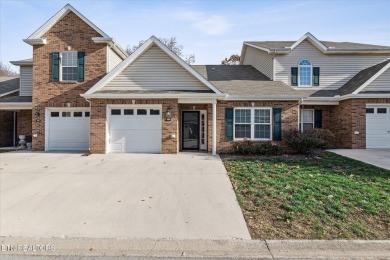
[0,151,250,239]
[329,149,390,170]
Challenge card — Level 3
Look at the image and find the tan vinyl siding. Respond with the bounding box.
[274,40,389,90]
[108,48,123,71]
[243,46,273,79]
[104,44,209,91]
[364,68,390,92]
[20,66,32,96]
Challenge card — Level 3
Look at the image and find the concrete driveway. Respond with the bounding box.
[0,152,250,239]
[329,149,390,170]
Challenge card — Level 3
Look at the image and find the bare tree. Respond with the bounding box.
[221,54,240,65]
[126,37,196,65]
[0,61,19,77]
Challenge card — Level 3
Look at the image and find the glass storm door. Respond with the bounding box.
[182,111,200,150]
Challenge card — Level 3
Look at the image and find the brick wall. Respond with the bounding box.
[17,110,32,138]
[216,101,300,152]
[32,11,107,151]
[90,99,179,153]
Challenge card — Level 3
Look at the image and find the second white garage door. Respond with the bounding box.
[108,106,162,153]
[366,105,390,148]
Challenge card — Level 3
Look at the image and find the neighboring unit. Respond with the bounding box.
[1,4,389,152]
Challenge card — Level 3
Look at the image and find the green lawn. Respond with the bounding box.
[223,152,390,239]
[0,149,13,153]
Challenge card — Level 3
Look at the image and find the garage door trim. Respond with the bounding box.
[45,107,91,151]
[106,104,163,154]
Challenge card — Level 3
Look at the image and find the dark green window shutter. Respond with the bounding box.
[291,67,298,86]
[313,67,320,86]
[314,110,322,128]
[77,51,85,82]
[273,108,282,141]
[225,108,234,141]
[52,52,60,82]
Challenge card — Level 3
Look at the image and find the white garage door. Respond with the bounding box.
[366,105,390,148]
[46,108,90,151]
[108,106,162,153]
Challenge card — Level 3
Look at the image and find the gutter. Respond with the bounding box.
[224,95,306,101]
[80,93,227,99]
[0,102,32,110]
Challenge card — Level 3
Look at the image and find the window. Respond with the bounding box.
[137,109,147,115]
[111,109,121,115]
[51,112,59,117]
[377,108,387,114]
[74,112,83,117]
[298,60,312,86]
[124,109,134,115]
[150,109,160,115]
[366,108,374,114]
[85,112,90,117]
[299,109,314,132]
[61,52,78,81]
[234,108,272,140]
[254,109,271,139]
[62,112,71,117]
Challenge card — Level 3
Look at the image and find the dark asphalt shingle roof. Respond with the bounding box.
[336,59,390,96]
[246,41,390,51]
[192,65,305,97]
[0,77,19,96]
[0,96,32,103]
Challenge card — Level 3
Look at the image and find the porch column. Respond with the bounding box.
[212,101,217,156]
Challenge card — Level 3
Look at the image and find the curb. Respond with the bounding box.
[1,237,389,259]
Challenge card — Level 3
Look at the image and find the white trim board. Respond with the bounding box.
[84,36,222,95]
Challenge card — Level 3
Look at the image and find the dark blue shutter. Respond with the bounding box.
[291,67,298,86]
[78,51,85,82]
[52,52,60,82]
[314,110,322,128]
[225,108,233,141]
[313,67,320,86]
[273,108,282,140]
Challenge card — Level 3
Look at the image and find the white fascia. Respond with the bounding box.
[291,32,328,52]
[92,37,128,59]
[80,93,226,99]
[224,95,306,101]
[339,93,390,101]
[0,103,32,110]
[0,90,19,97]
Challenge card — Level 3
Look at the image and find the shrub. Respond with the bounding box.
[231,140,282,155]
[284,129,335,154]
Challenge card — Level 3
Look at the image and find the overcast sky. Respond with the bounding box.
[1,0,389,71]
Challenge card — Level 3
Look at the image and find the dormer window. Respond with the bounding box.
[298,59,312,86]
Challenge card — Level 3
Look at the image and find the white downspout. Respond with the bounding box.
[85,99,92,152]
[212,101,217,156]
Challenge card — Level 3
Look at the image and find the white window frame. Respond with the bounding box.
[298,59,312,87]
[299,109,314,132]
[60,51,78,82]
[233,107,273,141]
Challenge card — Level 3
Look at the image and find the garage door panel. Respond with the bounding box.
[47,109,90,151]
[366,106,390,149]
[108,107,162,153]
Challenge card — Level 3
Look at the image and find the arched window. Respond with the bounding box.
[299,59,312,86]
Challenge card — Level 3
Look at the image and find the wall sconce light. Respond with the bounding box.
[34,111,40,118]
[165,106,172,121]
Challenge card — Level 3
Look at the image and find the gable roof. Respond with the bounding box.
[84,36,223,96]
[192,65,306,99]
[24,4,127,59]
[242,32,390,58]
[0,77,20,97]
[10,58,33,66]
[338,59,390,95]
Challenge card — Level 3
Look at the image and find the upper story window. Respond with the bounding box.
[291,60,320,87]
[52,51,85,82]
[61,52,78,81]
[298,60,312,86]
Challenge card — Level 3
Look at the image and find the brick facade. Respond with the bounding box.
[32,11,107,151]
[329,98,390,148]
[216,101,300,152]
[90,99,179,153]
[17,110,32,138]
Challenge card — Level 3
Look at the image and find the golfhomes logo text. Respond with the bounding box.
[1,244,55,252]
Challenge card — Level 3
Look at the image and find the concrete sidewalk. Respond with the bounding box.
[1,237,389,259]
[329,149,390,170]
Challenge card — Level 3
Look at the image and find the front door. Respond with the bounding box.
[182,111,200,150]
